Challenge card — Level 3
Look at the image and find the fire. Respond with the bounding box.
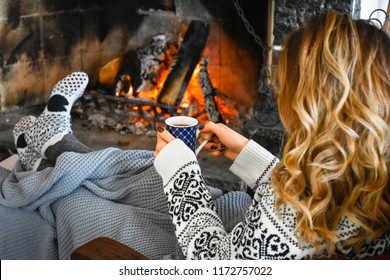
[136,70,168,101]
[117,62,238,124]
[100,58,238,127]
[115,74,133,97]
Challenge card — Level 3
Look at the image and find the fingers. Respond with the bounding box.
[157,126,176,142]
[207,145,226,157]
[205,141,225,151]
[200,122,229,136]
[198,121,248,161]
[197,130,214,142]
[197,122,225,157]
[197,122,220,144]
[207,149,225,158]
[198,122,234,145]
[154,126,175,157]
[206,145,237,160]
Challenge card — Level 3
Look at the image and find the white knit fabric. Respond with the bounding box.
[25,72,89,158]
[13,116,43,171]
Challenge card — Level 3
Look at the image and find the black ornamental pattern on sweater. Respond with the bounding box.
[159,140,390,259]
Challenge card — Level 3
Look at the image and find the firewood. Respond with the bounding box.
[198,58,225,123]
[157,20,209,112]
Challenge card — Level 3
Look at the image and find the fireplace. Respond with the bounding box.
[0,0,269,112]
[0,0,359,160]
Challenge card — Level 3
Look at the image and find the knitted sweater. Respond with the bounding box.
[154,139,390,259]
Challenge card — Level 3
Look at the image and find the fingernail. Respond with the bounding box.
[198,124,204,130]
[211,145,217,150]
[157,126,165,133]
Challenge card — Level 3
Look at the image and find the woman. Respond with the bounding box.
[154,9,390,259]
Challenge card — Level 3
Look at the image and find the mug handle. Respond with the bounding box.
[195,129,208,156]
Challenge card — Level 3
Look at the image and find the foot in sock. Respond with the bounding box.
[26,72,89,158]
[13,116,43,171]
[45,71,89,115]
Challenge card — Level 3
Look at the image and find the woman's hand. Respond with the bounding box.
[154,126,175,158]
[198,122,249,161]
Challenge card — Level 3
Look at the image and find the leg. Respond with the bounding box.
[13,72,89,172]
[14,119,93,171]
[36,134,92,171]
[43,134,93,164]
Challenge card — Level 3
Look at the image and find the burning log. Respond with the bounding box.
[157,20,209,112]
[135,34,171,92]
[198,58,225,124]
[97,34,170,96]
[115,52,141,96]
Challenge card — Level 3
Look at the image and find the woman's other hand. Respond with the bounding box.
[198,122,249,161]
[154,126,175,158]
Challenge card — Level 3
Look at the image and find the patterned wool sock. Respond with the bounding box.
[13,116,43,171]
[25,72,89,158]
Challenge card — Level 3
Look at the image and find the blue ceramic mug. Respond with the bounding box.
[165,116,198,152]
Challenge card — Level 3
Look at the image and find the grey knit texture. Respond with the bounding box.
[0,148,250,260]
[215,191,252,232]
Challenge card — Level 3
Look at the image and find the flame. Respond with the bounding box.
[127,85,133,96]
[114,61,238,125]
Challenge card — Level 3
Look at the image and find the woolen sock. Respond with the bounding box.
[13,116,43,171]
[25,72,89,158]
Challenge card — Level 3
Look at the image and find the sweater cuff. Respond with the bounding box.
[229,140,278,188]
[154,139,198,184]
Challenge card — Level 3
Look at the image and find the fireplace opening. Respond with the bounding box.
[0,0,360,171]
[0,0,292,163]
[75,18,246,135]
[0,0,271,133]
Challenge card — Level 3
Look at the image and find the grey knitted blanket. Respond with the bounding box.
[0,148,251,260]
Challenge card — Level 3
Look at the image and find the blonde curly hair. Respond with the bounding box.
[272,9,390,256]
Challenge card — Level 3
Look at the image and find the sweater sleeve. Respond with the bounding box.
[229,140,279,190]
[154,139,301,260]
[154,139,226,258]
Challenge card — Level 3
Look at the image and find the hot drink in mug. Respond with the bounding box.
[165,116,198,152]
